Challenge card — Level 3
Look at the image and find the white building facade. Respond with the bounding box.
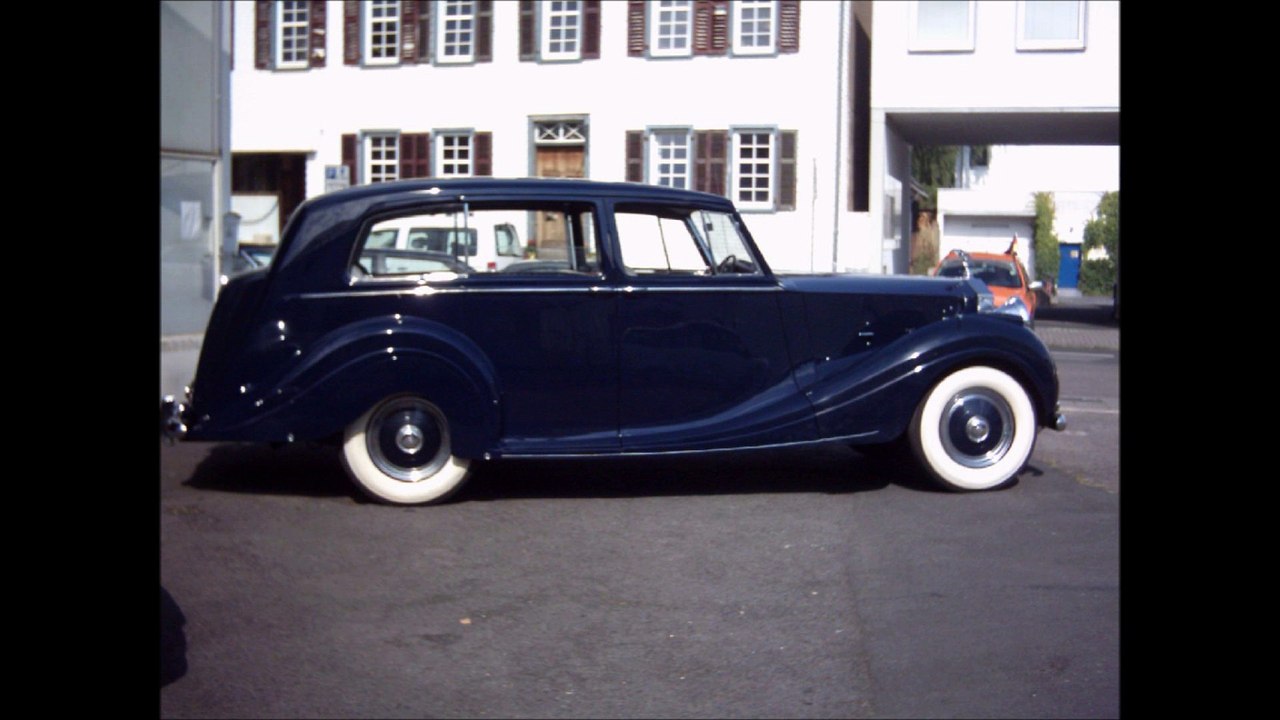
[936,144,1120,283]
[868,0,1120,274]
[229,1,1118,277]
[231,0,862,273]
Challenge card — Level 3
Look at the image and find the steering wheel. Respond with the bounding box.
[716,254,738,274]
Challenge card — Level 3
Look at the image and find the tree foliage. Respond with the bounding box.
[1083,191,1119,257]
[1032,192,1060,285]
[911,146,960,210]
[1080,191,1119,295]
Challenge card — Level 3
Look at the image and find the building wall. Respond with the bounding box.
[870,1,1119,112]
[161,1,233,338]
[937,143,1118,280]
[230,0,859,273]
[868,1,1119,273]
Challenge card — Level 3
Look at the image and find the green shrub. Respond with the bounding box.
[1033,192,1060,285]
[1078,257,1116,296]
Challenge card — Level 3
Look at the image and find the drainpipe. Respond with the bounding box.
[831,0,848,273]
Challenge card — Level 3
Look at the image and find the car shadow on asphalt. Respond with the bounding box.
[178,441,995,503]
[183,441,355,500]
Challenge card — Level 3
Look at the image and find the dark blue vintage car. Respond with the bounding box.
[162,178,1064,505]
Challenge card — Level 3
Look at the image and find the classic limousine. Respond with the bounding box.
[163,178,1064,505]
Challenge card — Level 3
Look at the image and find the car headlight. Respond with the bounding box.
[994,296,1031,324]
[977,291,995,313]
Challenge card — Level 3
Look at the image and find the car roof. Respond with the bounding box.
[941,251,1015,263]
[270,178,748,291]
[307,177,736,212]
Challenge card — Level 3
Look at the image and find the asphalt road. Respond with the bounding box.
[159,353,1119,719]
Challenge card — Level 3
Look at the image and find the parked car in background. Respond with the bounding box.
[933,245,1041,325]
[366,210,525,272]
[219,241,278,284]
[355,248,475,276]
[163,178,1065,505]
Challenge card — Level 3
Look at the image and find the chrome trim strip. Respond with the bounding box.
[297,283,783,300]
[297,286,613,300]
[498,432,877,459]
[620,284,782,293]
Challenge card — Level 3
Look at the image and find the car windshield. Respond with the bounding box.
[938,259,1021,289]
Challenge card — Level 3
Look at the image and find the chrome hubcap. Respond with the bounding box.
[366,398,449,483]
[965,415,991,444]
[939,389,1014,469]
[396,424,425,454]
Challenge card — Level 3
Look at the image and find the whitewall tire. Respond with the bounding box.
[341,395,472,505]
[908,366,1037,491]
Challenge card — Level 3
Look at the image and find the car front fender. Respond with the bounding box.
[804,314,1059,443]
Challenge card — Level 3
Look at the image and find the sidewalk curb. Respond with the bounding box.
[1033,325,1120,353]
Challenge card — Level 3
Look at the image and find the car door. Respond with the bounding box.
[610,203,815,452]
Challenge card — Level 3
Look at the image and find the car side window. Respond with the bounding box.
[614,212,709,274]
[354,204,601,278]
[614,205,759,276]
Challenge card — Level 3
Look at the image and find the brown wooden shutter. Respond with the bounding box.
[342,133,359,185]
[694,130,727,196]
[401,133,432,179]
[778,0,800,54]
[309,0,327,67]
[625,131,644,183]
[344,0,360,65]
[582,0,601,59]
[255,1,271,69]
[519,0,535,61]
[693,0,729,56]
[473,132,493,176]
[476,1,493,62]
[401,1,420,63]
[627,0,646,56]
[777,131,797,211]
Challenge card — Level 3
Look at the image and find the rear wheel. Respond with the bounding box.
[908,366,1037,491]
[341,395,471,505]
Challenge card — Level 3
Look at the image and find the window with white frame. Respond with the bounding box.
[365,0,402,65]
[275,1,310,69]
[437,0,476,63]
[733,0,777,56]
[541,0,582,61]
[366,133,400,183]
[650,130,691,189]
[651,1,692,58]
[1016,0,1085,51]
[733,130,774,209]
[437,133,473,177]
[909,1,975,52]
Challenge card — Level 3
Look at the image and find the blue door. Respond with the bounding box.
[1058,243,1082,289]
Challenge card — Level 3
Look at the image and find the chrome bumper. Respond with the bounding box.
[1052,405,1067,432]
[161,393,188,442]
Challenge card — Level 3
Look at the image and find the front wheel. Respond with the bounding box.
[908,366,1037,491]
[341,395,471,505]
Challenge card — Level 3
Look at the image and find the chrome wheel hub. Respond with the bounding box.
[965,415,991,444]
[939,389,1014,469]
[396,424,425,454]
[366,399,449,483]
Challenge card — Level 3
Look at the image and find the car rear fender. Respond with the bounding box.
[189,315,501,455]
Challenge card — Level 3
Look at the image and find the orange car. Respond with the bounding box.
[933,242,1042,325]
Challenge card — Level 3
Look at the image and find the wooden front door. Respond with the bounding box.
[533,146,585,259]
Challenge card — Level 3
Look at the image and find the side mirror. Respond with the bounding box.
[1028,280,1044,291]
